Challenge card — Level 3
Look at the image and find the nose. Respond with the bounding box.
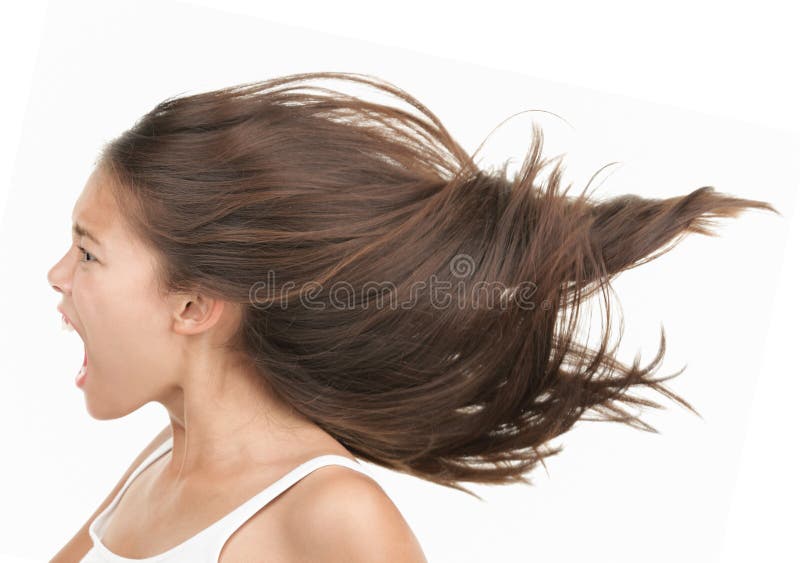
[47,250,72,295]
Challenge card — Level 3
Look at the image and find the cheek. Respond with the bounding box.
[71,270,99,334]
[81,278,172,376]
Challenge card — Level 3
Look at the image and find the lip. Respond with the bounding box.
[57,305,81,337]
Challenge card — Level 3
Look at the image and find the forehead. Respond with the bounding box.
[71,167,120,234]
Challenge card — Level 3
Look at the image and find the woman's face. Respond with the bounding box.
[47,166,183,419]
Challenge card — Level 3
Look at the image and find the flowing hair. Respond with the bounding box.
[96,71,780,500]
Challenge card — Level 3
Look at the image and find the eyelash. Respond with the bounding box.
[76,245,96,264]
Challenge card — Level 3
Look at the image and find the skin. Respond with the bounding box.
[47,164,346,491]
[47,165,428,562]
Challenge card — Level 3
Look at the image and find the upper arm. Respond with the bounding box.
[292,470,428,563]
[50,424,173,562]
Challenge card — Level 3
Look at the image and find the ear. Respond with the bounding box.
[170,293,227,337]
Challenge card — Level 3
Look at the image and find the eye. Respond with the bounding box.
[76,245,97,264]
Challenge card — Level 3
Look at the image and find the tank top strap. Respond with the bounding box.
[87,437,377,562]
[207,454,375,559]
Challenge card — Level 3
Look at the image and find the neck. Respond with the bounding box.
[156,356,325,484]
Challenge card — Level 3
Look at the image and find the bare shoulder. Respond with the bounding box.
[232,463,428,562]
[294,466,428,562]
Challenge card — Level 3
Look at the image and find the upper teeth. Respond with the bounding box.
[61,314,75,332]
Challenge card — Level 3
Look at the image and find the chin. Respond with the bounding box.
[84,396,143,421]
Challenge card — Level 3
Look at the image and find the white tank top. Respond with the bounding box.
[79,435,375,562]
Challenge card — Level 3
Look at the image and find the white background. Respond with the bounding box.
[1,1,797,562]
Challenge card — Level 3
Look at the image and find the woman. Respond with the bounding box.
[48,71,779,562]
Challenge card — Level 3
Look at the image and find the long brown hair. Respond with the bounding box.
[96,71,780,500]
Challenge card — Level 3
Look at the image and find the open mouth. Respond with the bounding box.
[59,308,84,341]
[59,308,88,387]
[76,349,88,387]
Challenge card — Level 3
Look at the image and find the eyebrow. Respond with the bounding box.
[72,222,103,247]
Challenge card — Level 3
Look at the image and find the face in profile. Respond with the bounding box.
[47,166,184,419]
